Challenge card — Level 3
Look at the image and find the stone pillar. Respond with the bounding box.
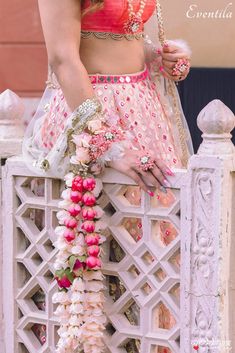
[0,89,24,160]
[180,100,235,353]
[0,89,24,353]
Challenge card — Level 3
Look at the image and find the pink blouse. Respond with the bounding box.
[81,0,156,34]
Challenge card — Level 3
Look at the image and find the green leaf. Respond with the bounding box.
[64,268,74,283]
[77,256,86,262]
[69,255,77,271]
[55,269,65,279]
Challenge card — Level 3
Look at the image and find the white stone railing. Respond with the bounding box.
[0,90,234,353]
[180,100,235,353]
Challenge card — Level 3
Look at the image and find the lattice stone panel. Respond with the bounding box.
[101,181,181,353]
[11,175,61,353]
[2,158,184,353]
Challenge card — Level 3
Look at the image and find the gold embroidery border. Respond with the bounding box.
[81,30,144,41]
[156,1,190,167]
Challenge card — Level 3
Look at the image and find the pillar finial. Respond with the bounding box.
[197,99,235,156]
[0,89,25,158]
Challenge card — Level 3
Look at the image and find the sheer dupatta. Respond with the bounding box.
[145,2,194,168]
[22,67,72,178]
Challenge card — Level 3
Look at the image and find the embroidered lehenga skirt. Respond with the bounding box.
[23,63,193,352]
[28,65,192,171]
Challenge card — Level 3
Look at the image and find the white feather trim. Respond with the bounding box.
[166,39,192,57]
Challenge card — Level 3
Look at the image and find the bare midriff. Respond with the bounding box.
[79,36,145,75]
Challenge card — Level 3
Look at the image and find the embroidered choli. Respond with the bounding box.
[81,0,156,40]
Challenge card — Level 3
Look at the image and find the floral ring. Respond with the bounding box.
[137,153,156,172]
[172,58,191,77]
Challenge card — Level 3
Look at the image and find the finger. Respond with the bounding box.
[163,44,178,54]
[162,59,176,70]
[154,160,175,187]
[151,165,168,187]
[173,76,184,82]
[161,52,190,62]
[165,71,185,82]
[163,43,187,54]
[162,66,176,77]
[172,71,187,79]
[164,64,188,78]
[159,66,183,82]
[177,76,184,82]
[137,169,161,189]
[128,169,149,192]
[162,59,191,76]
[159,66,172,79]
[174,70,190,81]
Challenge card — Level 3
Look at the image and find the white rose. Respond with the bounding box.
[61,188,71,201]
[86,281,105,292]
[87,119,103,133]
[93,205,105,218]
[54,226,66,236]
[72,133,92,148]
[58,199,72,210]
[71,245,85,256]
[56,210,69,224]
[64,172,75,187]
[72,278,85,292]
[52,292,70,304]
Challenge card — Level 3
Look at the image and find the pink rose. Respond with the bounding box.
[56,275,72,289]
[64,218,78,229]
[64,229,76,242]
[82,192,96,206]
[82,207,97,220]
[81,220,95,233]
[95,258,101,268]
[70,190,83,203]
[85,233,100,246]
[73,259,83,271]
[68,204,81,217]
[83,177,96,191]
[72,176,84,192]
[87,245,100,257]
[86,256,101,269]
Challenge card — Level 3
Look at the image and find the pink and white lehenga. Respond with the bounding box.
[22,1,194,352]
[24,63,193,171]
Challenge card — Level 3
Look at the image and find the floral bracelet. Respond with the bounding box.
[53,96,128,353]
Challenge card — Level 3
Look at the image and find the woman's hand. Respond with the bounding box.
[160,42,191,82]
[107,149,174,195]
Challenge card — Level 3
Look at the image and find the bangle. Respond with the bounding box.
[71,97,102,132]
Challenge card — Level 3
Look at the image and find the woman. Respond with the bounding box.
[24,0,193,189]
[23,1,193,352]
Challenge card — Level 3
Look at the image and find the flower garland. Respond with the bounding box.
[52,110,128,353]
